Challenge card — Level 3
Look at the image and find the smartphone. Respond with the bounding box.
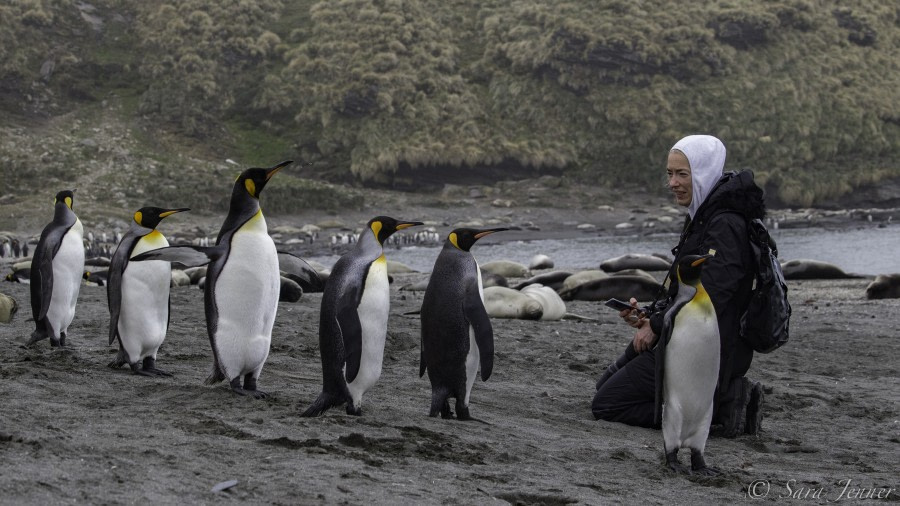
[604,298,636,312]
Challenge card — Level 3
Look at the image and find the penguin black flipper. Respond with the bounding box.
[464,286,494,381]
[107,234,142,346]
[339,300,365,383]
[30,216,74,322]
[131,245,222,267]
[653,287,696,427]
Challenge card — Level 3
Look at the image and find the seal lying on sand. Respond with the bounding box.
[558,275,661,302]
[866,274,900,300]
[484,286,543,320]
[601,253,671,273]
[781,259,862,280]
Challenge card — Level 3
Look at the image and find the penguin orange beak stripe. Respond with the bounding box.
[265,160,294,181]
[474,228,509,239]
[396,221,424,230]
[691,254,714,267]
[160,208,190,218]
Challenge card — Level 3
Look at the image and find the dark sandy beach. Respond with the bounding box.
[1,262,898,504]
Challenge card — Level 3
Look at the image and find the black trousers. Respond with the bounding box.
[592,342,754,428]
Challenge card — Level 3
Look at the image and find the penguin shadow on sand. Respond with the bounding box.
[300,216,423,417]
[132,161,293,399]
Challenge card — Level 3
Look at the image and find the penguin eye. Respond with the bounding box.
[245,179,256,197]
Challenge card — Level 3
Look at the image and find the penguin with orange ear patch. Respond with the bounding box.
[107,207,189,376]
[420,228,507,421]
[301,216,422,417]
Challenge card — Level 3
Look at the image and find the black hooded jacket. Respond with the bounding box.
[648,170,766,400]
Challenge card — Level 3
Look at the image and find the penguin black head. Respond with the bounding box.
[447,228,508,252]
[367,216,423,244]
[54,189,76,210]
[234,160,293,200]
[676,253,713,286]
[133,207,190,230]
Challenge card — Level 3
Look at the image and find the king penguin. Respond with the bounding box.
[132,161,292,398]
[300,216,422,416]
[655,253,720,475]
[27,189,85,347]
[420,228,506,420]
[107,206,189,376]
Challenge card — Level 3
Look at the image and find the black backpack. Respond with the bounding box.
[740,218,791,353]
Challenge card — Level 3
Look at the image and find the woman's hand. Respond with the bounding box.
[619,297,644,328]
[632,320,658,353]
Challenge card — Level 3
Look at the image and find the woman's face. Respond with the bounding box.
[667,150,692,207]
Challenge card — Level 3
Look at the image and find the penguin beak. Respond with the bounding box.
[265,160,293,181]
[160,208,190,219]
[691,254,714,267]
[474,228,508,240]
[395,221,423,230]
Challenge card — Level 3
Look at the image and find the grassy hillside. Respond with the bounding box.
[1,0,898,209]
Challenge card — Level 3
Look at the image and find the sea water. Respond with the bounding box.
[310,225,898,276]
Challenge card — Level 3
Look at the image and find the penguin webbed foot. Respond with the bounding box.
[230,377,268,399]
[141,357,172,377]
[690,449,719,476]
[665,450,691,474]
[346,404,362,416]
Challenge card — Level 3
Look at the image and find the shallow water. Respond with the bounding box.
[311,224,898,276]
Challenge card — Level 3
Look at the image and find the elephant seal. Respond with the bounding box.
[781,259,861,280]
[481,260,529,278]
[514,271,573,291]
[279,276,303,302]
[866,274,900,300]
[558,275,661,302]
[560,270,609,293]
[610,268,659,282]
[277,251,325,292]
[481,271,509,288]
[0,293,18,323]
[399,275,431,292]
[520,284,566,320]
[484,286,543,320]
[386,260,418,274]
[183,266,207,284]
[529,254,554,270]
[170,269,191,287]
[600,253,671,272]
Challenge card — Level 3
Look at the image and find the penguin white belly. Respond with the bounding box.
[47,219,84,336]
[214,216,279,380]
[347,255,389,405]
[663,306,720,450]
[119,233,171,362]
[464,263,486,405]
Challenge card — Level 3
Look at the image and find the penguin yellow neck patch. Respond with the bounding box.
[134,211,143,226]
[371,221,383,242]
[65,197,73,209]
[245,179,257,198]
[449,232,460,250]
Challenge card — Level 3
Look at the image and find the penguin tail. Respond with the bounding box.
[204,366,226,385]
[107,349,128,369]
[299,391,344,417]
